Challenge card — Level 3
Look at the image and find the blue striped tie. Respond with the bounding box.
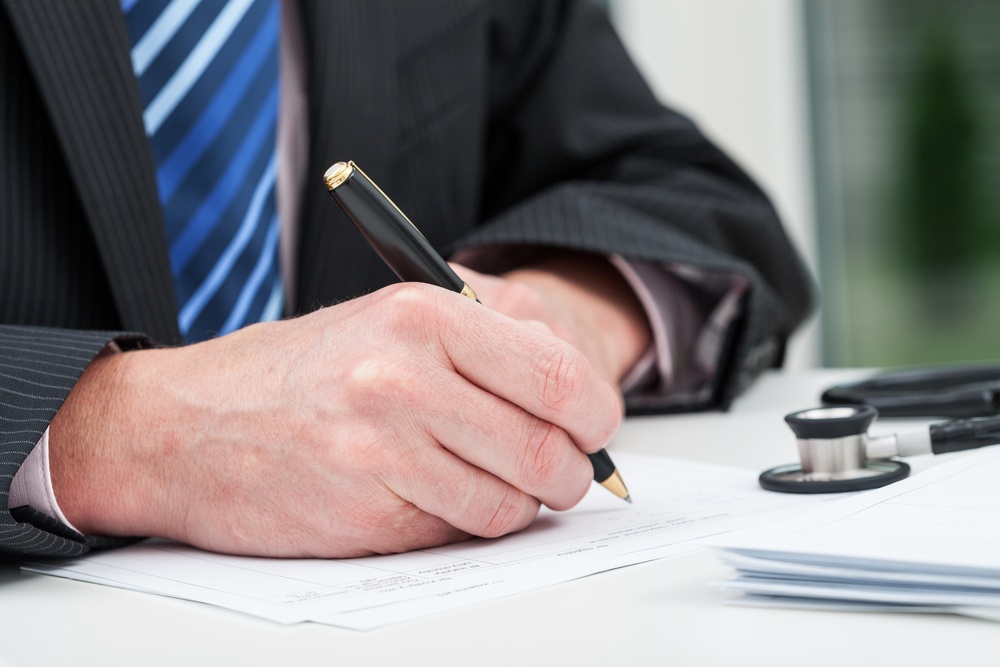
[122,0,284,342]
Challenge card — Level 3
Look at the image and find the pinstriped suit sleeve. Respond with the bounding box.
[450,1,815,410]
[0,326,144,559]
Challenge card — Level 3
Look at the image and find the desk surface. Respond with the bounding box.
[2,370,996,667]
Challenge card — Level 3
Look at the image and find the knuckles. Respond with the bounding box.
[346,356,425,420]
[519,418,591,510]
[474,486,536,539]
[531,343,585,415]
[335,498,466,556]
[531,341,623,451]
[373,282,449,335]
[517,418,566,491]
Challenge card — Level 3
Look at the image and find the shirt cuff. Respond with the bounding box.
[8,427,81,534]
[7,341,122,535]
[609,255,748,412]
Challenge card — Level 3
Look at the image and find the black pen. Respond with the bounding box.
[324,160,631,504]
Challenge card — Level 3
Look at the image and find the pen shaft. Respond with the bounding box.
[324,162,466,293]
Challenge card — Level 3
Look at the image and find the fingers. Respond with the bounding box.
[439,297,623,455]
[307,284,621,551]
[354,284,618,497]
[420,369,594,511]
[360,283,621,455]
[331,501,472,557]
[340,350,571,530]
[449,263,551,323]
[386,443,542,540]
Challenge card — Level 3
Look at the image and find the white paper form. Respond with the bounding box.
[315,457,846,629]
[26,453,829,626]
[712,446,1000,620]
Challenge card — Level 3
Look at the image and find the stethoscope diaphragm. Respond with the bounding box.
[759,459,909,493]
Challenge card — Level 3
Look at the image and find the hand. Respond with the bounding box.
[48,283,622,557]
[451,252,652,394]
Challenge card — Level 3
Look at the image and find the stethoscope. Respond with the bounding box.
[760,363,1000,493]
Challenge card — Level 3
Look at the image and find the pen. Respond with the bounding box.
[324,160,631,504]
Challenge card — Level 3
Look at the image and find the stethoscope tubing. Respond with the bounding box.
[929,415,1000,453]
[821,364,1000,419]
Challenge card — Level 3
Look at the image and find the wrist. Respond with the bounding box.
[48,348,174,538]
[503,252,651,385]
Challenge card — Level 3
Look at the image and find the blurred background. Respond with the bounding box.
[607,0,1000,370]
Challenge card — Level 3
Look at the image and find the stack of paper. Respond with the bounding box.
[712,446,1000,622]
[25,454,827,629]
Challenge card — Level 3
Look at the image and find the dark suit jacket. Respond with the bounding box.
[0,0,813,558]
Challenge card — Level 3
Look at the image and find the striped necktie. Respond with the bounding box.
[122,0,284,342]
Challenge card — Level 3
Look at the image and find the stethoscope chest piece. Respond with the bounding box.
[759,405,910,493]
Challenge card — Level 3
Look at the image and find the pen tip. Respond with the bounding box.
[624,495,633,504]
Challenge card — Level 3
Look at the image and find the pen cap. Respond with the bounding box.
[324,161,466,294]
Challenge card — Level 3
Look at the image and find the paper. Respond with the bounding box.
[712,445,1000,621]
[26,453,827,627]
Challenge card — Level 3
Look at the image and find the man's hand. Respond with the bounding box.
[48,283,622,558]
[452,252,652,394]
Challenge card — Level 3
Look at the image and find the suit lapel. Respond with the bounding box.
[294,0,400,309]
[3,0,180,343]
[8,0,402,326]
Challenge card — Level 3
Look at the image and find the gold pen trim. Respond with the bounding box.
[323,161,355,190]
[598,469,631,501]
[460,283,478,302]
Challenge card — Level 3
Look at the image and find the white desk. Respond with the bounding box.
[2,370,996,667]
